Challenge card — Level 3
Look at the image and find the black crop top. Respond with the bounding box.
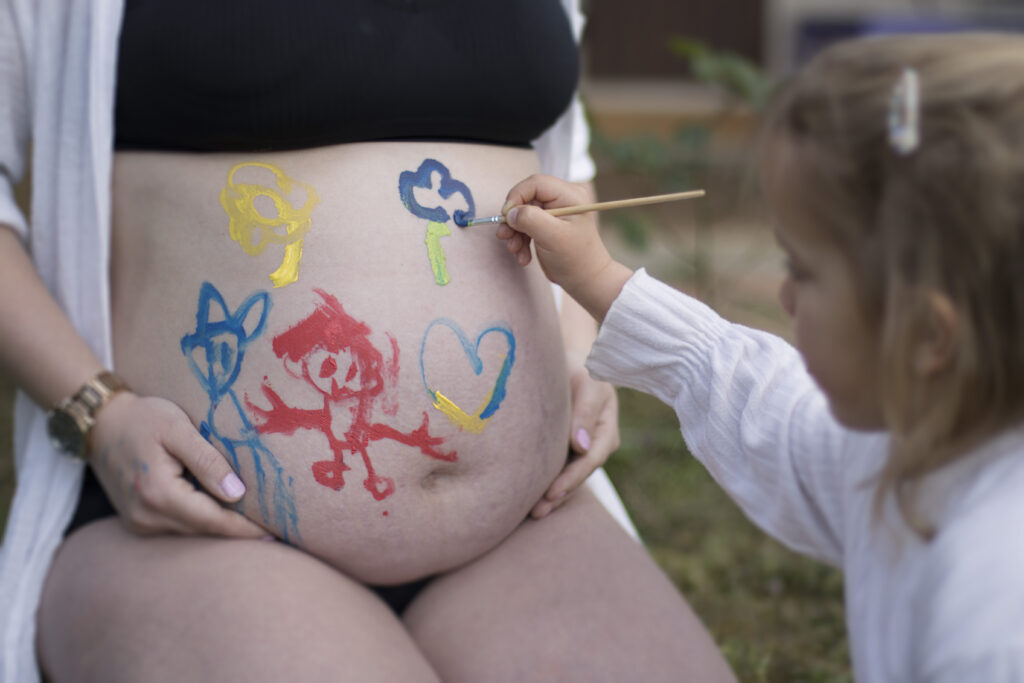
[114,0,580,151]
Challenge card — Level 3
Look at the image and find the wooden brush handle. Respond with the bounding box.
[543,189,706,218]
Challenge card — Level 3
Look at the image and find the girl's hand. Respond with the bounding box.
[88,392,268,538]
[498,175,634,323]
[497,175,611,293]
[531,353,621,519]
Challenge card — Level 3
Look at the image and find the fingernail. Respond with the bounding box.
[576,428,591,451]
[501,199,516,215]
[220,472,246,498]
[506,207,520,227]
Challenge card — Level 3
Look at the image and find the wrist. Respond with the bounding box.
[46,370,131,460]
[565,258,633,323]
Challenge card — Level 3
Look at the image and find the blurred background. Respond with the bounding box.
[580,1,1024,680]
[4,1,1024,679]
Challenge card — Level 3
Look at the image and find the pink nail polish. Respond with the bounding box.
[220,472,246,498]
[576,428,591,451]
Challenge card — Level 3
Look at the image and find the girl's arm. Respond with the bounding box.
[499,175,860,563]
[587,270,867,566]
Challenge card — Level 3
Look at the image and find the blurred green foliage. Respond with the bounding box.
[592,39,769,259]
[670,38,773,108]
[595,46,847,673]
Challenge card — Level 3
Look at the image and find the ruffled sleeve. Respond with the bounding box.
[587,269,863,566]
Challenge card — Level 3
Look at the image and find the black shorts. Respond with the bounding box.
[65,467,430,613]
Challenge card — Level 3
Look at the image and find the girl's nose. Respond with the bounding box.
[778,278,796,317]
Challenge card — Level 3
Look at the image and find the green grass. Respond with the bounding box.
[609,388,851,682]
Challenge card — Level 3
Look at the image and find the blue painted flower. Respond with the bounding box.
[398,158,475,226]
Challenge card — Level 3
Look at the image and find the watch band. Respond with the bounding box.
[72,371,128,415]
[48,371,130,459]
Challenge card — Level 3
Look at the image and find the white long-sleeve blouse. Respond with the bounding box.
[587,269,1024,682]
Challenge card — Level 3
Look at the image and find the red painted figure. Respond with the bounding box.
[247,289,455,501]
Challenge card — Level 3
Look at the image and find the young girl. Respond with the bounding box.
[497,32,1024,682]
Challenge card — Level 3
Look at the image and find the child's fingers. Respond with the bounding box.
[503,174,585,213]
[505,204,567,246]
[506,230,525,253]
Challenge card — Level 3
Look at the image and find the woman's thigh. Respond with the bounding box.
[37,519,439,683]
[403,488,736,683]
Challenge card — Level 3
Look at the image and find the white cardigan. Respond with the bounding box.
[588,269,1024,682]
[0,2,632,681]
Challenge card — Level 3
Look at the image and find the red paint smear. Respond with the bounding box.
[319,356,337,378]
[272,289,384,402]
[246,290,455,502]
[344,360,358,383]
[382,334,401,417]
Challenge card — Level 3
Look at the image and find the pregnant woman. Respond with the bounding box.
[0,1,735,681]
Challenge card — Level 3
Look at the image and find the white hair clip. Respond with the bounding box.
[888,68,921,155]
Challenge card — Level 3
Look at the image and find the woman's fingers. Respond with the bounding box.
[157,411,271,538]
[160,476,269,538]
[90,394,270,539]
[161,413,247,504]
[530,450,601,519]
[531,371,621,519]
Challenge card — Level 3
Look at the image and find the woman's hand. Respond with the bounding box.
[531,352,620,519]
[88,392,268,538]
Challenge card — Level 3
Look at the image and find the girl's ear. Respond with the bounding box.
[913,291,959,377]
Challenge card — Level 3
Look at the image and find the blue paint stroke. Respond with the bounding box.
[419,318,516,420]
[181,282,301,543]
[399,158,475,227]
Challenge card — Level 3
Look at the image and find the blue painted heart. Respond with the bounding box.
[419,318,516,433]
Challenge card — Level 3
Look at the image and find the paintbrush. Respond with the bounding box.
[455,189,706,228]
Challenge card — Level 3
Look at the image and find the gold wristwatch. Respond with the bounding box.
[46,371,129,459]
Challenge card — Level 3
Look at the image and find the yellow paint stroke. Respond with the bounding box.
[220,162,321,288]
[424,220,451,286]
[432,390,487,434]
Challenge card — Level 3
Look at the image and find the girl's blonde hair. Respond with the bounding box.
[762,33,1024,535]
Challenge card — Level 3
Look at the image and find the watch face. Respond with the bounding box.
[47,409,87,457]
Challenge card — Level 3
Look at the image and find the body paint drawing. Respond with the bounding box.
[220,162,321,288]
[181,282,301,543]
[398,159,475,286]
[247,289,456,502]
[420,318,516,434]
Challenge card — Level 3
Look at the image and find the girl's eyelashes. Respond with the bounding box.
[783,257,811,282]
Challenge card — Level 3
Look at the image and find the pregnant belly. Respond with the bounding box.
[109,142,570,583]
